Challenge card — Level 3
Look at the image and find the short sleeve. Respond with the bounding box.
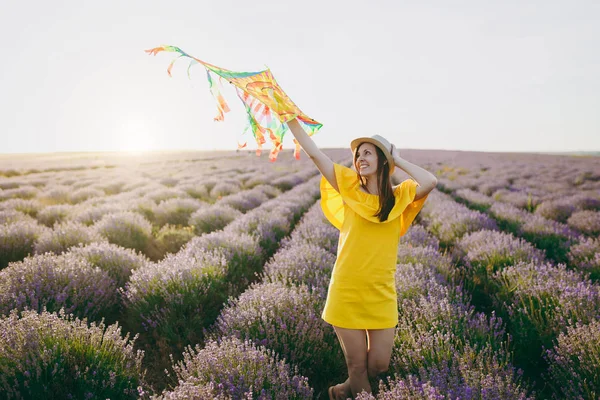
[320,164,429,232]
[393,179,429,237]
[320,163,359,229]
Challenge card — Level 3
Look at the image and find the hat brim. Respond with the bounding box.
[350,137,395,174]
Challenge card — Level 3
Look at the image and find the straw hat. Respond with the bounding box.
[350,135,395,174]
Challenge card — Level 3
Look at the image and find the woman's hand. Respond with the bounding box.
[390,144,404,166]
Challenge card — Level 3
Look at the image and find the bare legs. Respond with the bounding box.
[331,326,395,399]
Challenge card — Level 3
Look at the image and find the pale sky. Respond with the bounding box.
[1,0,599,155]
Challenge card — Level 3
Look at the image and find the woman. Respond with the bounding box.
[286,118,438,399]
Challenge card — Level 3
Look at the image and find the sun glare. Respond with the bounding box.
[118,119,155,153]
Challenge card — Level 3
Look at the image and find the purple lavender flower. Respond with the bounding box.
[492,261,600,370]
[189,204,243,234]
[284,203,339,255]
[396,245,454,282]
[216,187,269,213]
[0,219,49,269]
[155,224,195,256]
[211,281,345,388]
[68,241,149,287]
[168,336,313,399]
[420,191,498,246]
[0,209,36,225]
[399,224,440,250]
[355,374,445,399]
[567,236,600,280]
[35,204,74,227]
[534,199,577,223]
[93,211,152,253]
[261,241,336,299]
[120,250,230,380]
[0,308,147,399]
[67,187,105,204]
[544,320,600,399]
[153,197,207,227]
[0,198,42,217]
[0,252,118,321]
[178,183,210,201]
[33,220,107,255]
[566,210,600,237]
[455,229,546,267]
[210,181,241,199]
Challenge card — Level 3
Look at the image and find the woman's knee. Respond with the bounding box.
[367,358,390,378]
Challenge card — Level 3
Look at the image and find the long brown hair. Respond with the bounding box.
[354,144,395,222]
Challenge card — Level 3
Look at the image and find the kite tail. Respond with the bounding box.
[146,45,323,161]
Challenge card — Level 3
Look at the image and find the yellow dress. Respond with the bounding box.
[320,163,429,329]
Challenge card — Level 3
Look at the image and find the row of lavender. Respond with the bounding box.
[0,162,317,267]
[417,190,600,398]
[0,157,326,398]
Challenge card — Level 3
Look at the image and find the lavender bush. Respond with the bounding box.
[143,187,190,204]
[534,199,576,223]
[252,183,281,199]
[567,209,600,237]
[420,192,498,247]
[518,214,581,264]
[178,183,209,201]
[157,381,231,400]
[390,262,532,398]
[567,236,600,280]
[261,242,336,299]
[216,188,269,213]
[0,253,118,321]
[94,211,153,254]
[189,204,242,234]
[569,191,600,211]
[271,174,304,191]
[0,185,39,200]
[68,241,149,288]
[211,281,345,389]
[0,220,49,269]
[453,229,546,308]
[225,207,292,256]
[0,209,35,225]
[70,202,125,226]
[492,261,600,372]
[284,203,339,255]
[120,250,229,385]
[544,320,600,400]
[167,336,313,399]
[0,308,147,399]
[398,224,441,250]
[180,230,264,292]
[396,245,455,283]
[488,201,531,234]
[155,224,195,256]
[210,181,241,199]
[355,375,444,400]
[68,186,105,204]
[36,204,73,227]
[0,198,42,217]
[153,197,206,227]
[33,220,106,255]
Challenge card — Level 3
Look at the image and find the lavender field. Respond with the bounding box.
[0,149,599,399]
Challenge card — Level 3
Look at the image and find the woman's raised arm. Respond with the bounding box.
[287,118,338,192]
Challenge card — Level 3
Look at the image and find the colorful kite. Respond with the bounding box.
[145,45,322,161]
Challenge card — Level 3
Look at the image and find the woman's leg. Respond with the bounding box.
[332,326,371,397]
[365,327,396,379]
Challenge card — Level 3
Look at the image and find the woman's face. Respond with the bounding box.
[354,142,379,178]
